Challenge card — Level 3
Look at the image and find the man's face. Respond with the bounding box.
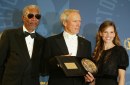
[22,8,41,32]
[64,12,81,35]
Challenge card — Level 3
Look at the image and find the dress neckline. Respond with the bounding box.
[104,45,116,51]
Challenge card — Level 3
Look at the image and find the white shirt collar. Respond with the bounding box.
[63,31,77,39]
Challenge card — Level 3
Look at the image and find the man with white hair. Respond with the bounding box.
[43,9,92,85]
[0,5,45,85]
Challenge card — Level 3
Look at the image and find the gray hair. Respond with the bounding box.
[60,9,80,24]
[22,5,40,16]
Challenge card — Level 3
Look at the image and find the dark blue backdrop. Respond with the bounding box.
[0,0,130,84]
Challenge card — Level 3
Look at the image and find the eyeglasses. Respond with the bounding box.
[27,13,41,20]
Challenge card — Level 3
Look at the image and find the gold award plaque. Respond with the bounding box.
[81,58,97,74]
[64,62,78,69]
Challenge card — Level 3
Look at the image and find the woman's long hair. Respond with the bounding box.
[93,20,121,62]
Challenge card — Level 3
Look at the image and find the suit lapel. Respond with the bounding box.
[55,33,69,54]
[76,36,84,57]
[31,34,41,59]
[16,28,30,61]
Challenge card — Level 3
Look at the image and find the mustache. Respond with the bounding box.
[28,21,39,25]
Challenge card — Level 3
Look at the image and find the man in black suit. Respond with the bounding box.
[0,5,45,85]
[43,9,92,85]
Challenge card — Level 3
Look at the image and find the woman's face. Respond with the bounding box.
[100,26,115,44]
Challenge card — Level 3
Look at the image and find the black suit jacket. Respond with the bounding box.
[0,27,45,85]
[43,32,91,85]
